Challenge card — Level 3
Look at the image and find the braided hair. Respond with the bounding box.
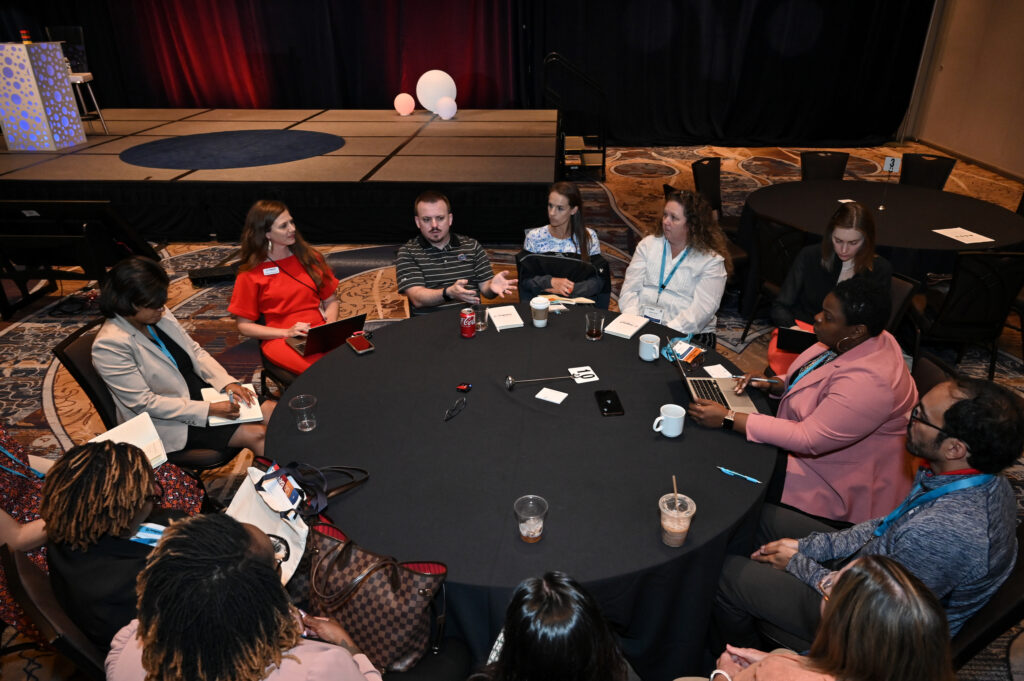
[40,441,154,551]
[136,514,302,681]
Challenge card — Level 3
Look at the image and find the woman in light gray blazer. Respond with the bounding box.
[92,257,273,466]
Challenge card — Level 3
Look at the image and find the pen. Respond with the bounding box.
[729,375,780,384]
[228,392,235,405]
[717,466,762,484]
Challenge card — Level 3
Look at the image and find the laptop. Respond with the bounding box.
[285,313,367,357]
[667,348,759,414]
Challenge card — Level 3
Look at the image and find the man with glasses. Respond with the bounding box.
[713,376,1024,651]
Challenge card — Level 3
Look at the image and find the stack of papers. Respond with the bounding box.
[542,294,595,305]
[202,383,264,426]
[487,306,524,331]
[89,412,166,468]
[605,313,648,339]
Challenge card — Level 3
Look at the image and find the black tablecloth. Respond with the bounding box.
[739,180,1024,313]
[266,306,776,680]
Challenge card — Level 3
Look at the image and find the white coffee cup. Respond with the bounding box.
[530,297,550,328]
[638,333,660,361]
[652,404,685,438]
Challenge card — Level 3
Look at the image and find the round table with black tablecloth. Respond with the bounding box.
[266,306,776,680]
[738,179,1024,313]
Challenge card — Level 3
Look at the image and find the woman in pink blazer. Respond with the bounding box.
[688,278,916,524]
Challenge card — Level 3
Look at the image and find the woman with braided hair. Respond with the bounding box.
[41,440,194,650]
[105,513,381,681]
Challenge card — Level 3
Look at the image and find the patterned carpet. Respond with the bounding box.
[2,143,1023,680]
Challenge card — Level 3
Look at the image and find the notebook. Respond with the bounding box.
[89,412,167,468]
[201,383,264,426]
[487,306,524,331]
[286,313,366,356]
[604,313,648,339]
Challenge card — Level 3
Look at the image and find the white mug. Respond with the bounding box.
[652,404,685,438]
[638,333,660,361]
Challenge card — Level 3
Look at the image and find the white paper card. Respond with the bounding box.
[883,156,901,173]
[568,366,599,383]
[549,302,567,313]
[932,227,994,244]
[838,198,855,203]
[535,387,568,404]
[89,412,167,468]
[704,364,733,379]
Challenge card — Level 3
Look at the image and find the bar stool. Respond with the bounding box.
[68,71,108,134]
[45,25,108,135]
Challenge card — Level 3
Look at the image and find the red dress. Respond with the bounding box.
[228,254,340,375]
[0,426,203,640]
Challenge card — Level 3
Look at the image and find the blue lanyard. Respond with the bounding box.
[146,325,178,369]
[873,475,994,537]
[1,443,44,480]
[785,350,836,393]
[657,241,689,300]
[129,522,166,547]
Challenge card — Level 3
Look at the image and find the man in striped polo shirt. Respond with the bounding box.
[396,190,517,310]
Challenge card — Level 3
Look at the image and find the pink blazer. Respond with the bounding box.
[745,331,917,523]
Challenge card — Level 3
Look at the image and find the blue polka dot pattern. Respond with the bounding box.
[0,43,86,150]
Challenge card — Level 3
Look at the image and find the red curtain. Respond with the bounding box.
[134,0,270,108]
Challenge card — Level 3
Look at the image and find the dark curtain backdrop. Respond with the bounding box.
[1,0,933,145]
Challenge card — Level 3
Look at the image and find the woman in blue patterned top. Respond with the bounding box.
[521,182,603,299]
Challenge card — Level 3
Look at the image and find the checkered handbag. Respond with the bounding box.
[306,524,447,672]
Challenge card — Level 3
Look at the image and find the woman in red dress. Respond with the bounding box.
[229,201,340,375]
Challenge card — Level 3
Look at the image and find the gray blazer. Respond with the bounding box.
[91,310,236,452]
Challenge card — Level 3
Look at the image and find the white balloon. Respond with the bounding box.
[415,70,457,113]
[393,92,415,116]
[437,96,457,120]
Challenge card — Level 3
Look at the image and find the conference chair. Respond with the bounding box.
[0,544,105,680]
[740,222,807,342]
[951,521,1024,669]
[45,25,108,134]
[689,158,739,235]
[910,352,956,398]
[515,250,612,309]
[899,153,956,190]
[799,151,849,181]
[260,345,298,399]
[886,273,919,338]
[907,251,1024,379]
[52,319,239,470]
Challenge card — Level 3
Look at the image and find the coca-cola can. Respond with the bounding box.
[460,307,476,338]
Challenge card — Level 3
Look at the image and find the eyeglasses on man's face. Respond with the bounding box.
[909,402,948,436]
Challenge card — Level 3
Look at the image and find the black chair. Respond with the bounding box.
[52,319,239,470]
[907,252,1024,379]
[887,273,918,333]
[690,159,740,236]
[0,544,105,680]
[260,345,298,399]
[515,250,611,309]
[899,153,956,190]
[1016,193,1024,217]
[951,521,1024,669]
[740,223,807,342]
[800,151,849,181]
[910,352,957,398]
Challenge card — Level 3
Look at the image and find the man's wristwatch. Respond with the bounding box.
[722,409,737,430]
[441,286,452,302]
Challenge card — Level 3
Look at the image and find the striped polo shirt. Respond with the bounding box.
[395,233,495,293]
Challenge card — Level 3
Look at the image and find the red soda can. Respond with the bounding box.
[460,307,476,338]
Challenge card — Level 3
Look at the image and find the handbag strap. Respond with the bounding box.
[310,539,401,607]
[259,463,370,516]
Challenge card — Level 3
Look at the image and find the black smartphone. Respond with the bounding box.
[346,334,374,354]
[595,390,624,416]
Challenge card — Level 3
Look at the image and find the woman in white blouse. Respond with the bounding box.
[619,189,731,344]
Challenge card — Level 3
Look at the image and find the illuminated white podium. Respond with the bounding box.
[0,41,87,151]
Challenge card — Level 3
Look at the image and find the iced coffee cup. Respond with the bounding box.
[514,494,548,542]
[659,493,695,547]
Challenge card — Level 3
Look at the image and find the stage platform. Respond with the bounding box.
[0,108,558,244]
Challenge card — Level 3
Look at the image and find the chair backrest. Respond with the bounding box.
[690,158,723,214]
[927,252,1024,344]
[952,521,1024,669]
[1016,193,1023,217]
[887,273,918,332]
[800,151,849,181]
[754,222,807,289]
[52,318,119,430]
[910,352,956,397]
[899,153,956,190]
[0,544,105,680]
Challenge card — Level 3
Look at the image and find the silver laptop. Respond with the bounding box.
[667,346,759,414]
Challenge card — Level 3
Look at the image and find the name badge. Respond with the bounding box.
[641,305,665,324]
[262,266,280,276]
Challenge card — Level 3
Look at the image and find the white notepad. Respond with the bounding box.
[605,313,649,339]
[89,412,167,468]
[487,306,525,331]
[202,383,264,426]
